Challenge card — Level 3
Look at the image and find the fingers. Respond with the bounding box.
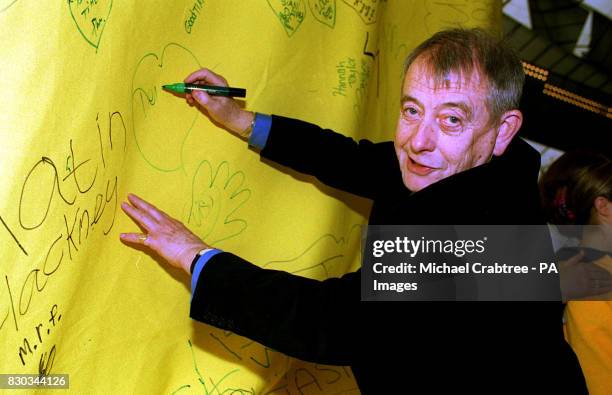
[120,232,149,245]
[192,90,212,107]
[121,200,157,232]
[119,192,212,274]
[127,193,166,222]
[184,68,230,108]
[184,68,228,87]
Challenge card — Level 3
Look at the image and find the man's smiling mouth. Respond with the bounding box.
[406,156,437,176]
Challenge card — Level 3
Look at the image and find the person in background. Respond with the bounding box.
[540,150,612,395]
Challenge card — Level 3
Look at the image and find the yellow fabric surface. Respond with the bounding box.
[565,255,612,395]
[0,1,498,393]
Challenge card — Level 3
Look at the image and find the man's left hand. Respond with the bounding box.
[120,193,209,275]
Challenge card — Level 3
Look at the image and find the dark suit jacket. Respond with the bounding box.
[191,115,587,393]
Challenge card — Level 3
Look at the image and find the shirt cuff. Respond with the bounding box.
[191,249,223,301]
[248,113,272,150]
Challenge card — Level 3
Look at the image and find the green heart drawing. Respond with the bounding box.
[67,0,113,51]
[266,0,307,37]
[309,0,336,28]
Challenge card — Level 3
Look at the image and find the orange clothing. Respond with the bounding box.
[564,254,612,395]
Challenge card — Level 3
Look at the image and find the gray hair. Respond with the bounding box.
[403,28,524,125]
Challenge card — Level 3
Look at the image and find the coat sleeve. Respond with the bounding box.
[259,115,402,200]
[189,252,360,366]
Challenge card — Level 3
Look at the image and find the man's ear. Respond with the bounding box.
[492,110,523,156]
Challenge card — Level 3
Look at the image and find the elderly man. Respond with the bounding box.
[121,29,586,393]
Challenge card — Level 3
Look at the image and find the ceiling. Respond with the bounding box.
[503,0,611,109]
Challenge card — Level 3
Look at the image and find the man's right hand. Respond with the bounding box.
[184,68,255,137]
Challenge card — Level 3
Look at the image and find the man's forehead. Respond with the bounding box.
[403,59,488,95]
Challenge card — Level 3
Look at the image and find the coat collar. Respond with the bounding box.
[378,137,543,225]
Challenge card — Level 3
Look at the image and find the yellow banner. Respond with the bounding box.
[0,1,498,393]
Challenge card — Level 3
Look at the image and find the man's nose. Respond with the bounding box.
[409,120,436,153]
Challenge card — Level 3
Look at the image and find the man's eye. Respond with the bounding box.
[439,115,463,132]
[442,115,462,126]
[403,107,418,117]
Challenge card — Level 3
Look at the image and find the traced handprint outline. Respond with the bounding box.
[187,160,251,245]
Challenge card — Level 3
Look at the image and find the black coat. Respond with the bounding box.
[191,115,587,393]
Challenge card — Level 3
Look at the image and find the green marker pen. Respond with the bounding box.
[162,83,246,98]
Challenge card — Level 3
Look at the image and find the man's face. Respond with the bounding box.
[394,58,500,192]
